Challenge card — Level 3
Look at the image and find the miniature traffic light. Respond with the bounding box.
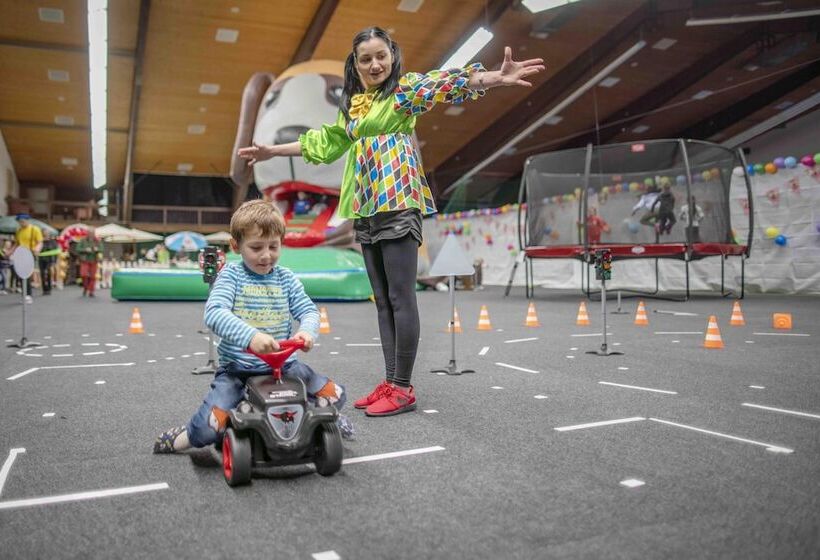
[200,246,220,284]
[594,249,612,281]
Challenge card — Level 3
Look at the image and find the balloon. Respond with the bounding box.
[624,220,640,234]
[773,157,785,169]
[747,164,755,176]
[800,155,815,167]
[676,174,687,186]
[816,223,820,234]
[601,186,610,194]
[754,164,765,175]
[629,182,640,192]
[543,226,552,235]
[702,170,711,181]
[644,178,654,187]
[765,226,779,239]
[815,153,820,165]
[784,156,797,168]
[732,166,745,177]
[774,234,787,246]
[764,163,777,174]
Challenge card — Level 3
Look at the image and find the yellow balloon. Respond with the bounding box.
[765,226,779,239]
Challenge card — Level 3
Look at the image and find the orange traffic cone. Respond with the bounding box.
[703,315,724,349]
[634,300,649,326]
[524,302,540,327]
[477,305,493,331]
[576,301,590,326]
[447,308,463,333]
[772,313,792,330]
[729,301,745,326]
[319,307,331,334]
[128,307,145,334]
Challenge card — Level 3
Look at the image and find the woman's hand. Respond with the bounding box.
[237,142,276,167]
[498,46,545,87]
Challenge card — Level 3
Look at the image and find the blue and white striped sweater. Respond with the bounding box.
[205,261,319,369]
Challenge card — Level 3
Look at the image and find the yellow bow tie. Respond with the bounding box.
[349,92,375,120]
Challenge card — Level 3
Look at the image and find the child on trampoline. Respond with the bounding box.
[583,207,610,244]
[237,27,544,417]
[652,183,677,235]
[153,200,351,453]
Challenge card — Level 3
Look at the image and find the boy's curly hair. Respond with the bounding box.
[230,200,286,244]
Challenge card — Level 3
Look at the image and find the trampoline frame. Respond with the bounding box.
[509,139,754,301]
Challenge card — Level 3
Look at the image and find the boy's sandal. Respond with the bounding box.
[153,426,186,454]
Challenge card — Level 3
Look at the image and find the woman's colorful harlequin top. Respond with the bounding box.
[299,63,486,219]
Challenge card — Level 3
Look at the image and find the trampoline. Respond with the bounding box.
[513,139,753,300]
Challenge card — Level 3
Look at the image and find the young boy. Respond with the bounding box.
[154,200,350,453]
[652,184,677,235]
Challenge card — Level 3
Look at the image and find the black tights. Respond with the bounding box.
[361,235,420,387]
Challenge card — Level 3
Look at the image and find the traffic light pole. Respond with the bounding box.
[192,246,221,375]
[192,282,217,375]
[587,250,623,357]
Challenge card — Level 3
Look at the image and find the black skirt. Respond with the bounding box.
[353,209,423,246]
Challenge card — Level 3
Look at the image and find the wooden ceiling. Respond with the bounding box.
[1,0,818,212]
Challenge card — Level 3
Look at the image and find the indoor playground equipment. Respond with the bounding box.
[111,247,372,301]
[515,139,753,300]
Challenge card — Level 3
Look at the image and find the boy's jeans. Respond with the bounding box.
[186,360,346,448]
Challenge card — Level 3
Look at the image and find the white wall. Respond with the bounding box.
[742,108,820,164]
[0,130,20,216]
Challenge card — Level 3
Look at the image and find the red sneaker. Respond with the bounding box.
[365,384,416,417]
[353,380,390,409]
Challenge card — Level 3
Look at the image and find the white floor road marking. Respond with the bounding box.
[490,386,504,390]
[753,332,810,337]
[0,448,26,497]
[620,478,645,488]
[42,413,55,418]
[312,550,341,560]
[479,346,489,356]
[342,446,445,466]
[345,343,381,347]
[534,395,548,399]
[555,417,646,432]
[654,310,698,316]
[0,482,169,511]
[599,381,677,395]
[618,367,629,371]
[749,385,765,389]
[504,337,538,344]
[571,333,614,337]
[495,362,539,373]
[554,416,646,432]
[95,381,106,385]
[8,362,135,381]
[742,403,820,420]
[423,410,439,414]
[648,418,794,454]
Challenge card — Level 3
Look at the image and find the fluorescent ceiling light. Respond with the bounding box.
[598,76,620,88]
[230,6,240,13]
[177,163,194,172]
[88,0,107,189]
[61,157,79,166]
[744,64,759,72]
[397,0,424,12]
[444,106,465,116]
[652,38,677,50]
[692,90,713,100]
[48,69,69,82]
[544,115,563,125]
[632,125,650,133]
[187,124,206,135]
[39,8,65,23]
[522,0,581,13]
[686,8,820,26]
[723,91,820,148]
[54,115,75,126]
[199,83,220,95]
[445,39,646,194]
[215,28,239,43]
[440,27,493,69]
[774,100,794,110]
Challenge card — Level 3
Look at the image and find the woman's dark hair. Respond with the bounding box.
[340,27,402,122]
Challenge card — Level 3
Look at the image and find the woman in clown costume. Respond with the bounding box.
[239,26,544,417]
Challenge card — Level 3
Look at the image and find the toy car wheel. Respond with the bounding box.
[313,423,342,476]
[222,428,252,486]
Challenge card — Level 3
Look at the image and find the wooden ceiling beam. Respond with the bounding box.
[0,120,127,133]
[289,0,340,66]
[430,1,651,197]
[677,59,820,141]
[0,39,134,57]
[554,25,764,150]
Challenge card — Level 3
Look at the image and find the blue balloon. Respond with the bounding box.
[628,221,640,234]
[543,226,552,235]
[747,164,756,176]
[676,175,687,186]
[774,234,787,246]
[784,156,797,169]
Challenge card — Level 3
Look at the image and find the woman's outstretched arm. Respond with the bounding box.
[236,141,302,167]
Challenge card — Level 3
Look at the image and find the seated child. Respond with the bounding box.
[154,200,351,453]
[631,184,660,227]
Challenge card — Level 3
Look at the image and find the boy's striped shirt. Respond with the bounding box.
[205,261,319,369]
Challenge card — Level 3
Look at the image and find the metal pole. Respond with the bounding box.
[21,277,28,345]
[449,274,456,364]
[600,278,608,353]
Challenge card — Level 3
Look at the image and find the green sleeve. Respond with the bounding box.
[299,113,352,165]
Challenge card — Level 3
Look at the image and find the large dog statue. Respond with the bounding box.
[230,60,353,247]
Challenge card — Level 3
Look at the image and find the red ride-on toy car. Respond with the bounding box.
[219,339,342,486]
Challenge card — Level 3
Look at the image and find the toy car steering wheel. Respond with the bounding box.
[246,338,305,370]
